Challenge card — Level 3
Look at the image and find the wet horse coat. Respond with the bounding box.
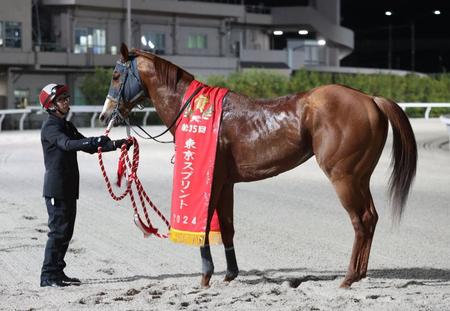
[100,44,417,288]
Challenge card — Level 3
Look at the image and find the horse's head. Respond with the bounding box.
[99,43,147,126]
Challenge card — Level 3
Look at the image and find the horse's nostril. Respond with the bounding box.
[99,114,105,121]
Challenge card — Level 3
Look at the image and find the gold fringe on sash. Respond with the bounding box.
[169,228,222,246]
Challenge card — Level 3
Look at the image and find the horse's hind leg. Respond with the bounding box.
[332,176,378,288]
[216,183,239,282]
[359,192,378,279]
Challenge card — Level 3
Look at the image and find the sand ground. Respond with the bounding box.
[0,119,449,310]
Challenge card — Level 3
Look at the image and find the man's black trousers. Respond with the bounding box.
[41,197,77,281]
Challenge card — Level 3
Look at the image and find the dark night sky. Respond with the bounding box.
[248,0,450,73]
[340,0,450,72]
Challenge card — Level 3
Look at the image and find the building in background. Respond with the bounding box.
[0,0,353,108]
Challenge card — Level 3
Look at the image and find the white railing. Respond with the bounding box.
[1,103,450,131]
[441,115,450,142]
[398,103,450,119]
[0,106,156,131]
[66,106,156,128]
[0,108,33,131]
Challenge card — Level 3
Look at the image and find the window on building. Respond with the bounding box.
[187,34,207,49]
[6,22,21,48]
[74,27,106,54]
[14,89,29,108]
[302,40,326,66]
[140,32,166,54]
[0,21,22,48]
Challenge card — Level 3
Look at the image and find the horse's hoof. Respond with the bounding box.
[340,273,361,288]
[224,270,239,282]
[201,275,212,288]
[339,280,352,288]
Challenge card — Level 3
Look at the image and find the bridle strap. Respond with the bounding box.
[110,55,204,144]
[126,84,204,143]
[110,58,146,123]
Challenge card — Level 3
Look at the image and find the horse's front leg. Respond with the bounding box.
[200,245,214,287]
[199,178,225,287]
[217,183,239,282]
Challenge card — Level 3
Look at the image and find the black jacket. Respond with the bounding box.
[41,114,97,199]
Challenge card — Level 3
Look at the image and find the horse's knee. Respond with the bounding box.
[350,216,369,239]
[370,207,379,226]
[362,207,378,234]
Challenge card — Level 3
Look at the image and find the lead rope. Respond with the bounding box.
[97,120,170,238]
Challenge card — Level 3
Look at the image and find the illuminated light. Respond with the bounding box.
[385,11,392,16]
[147,40,155,49]
[273,30,283,36]
[298,30,309,35]
[140,35,147,46]
[434,10,441,15]
[80,36,87,45]
[318,39,326,46]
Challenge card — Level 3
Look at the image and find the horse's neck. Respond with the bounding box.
[138,54,193,129]
[151,80,191,131]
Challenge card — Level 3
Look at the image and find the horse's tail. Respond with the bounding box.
[373,96,417,223]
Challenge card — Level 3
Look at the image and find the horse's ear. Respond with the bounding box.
[120,43,129,62]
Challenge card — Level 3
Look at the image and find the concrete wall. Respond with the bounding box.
[167,55,238,77]
[42,0,244,19]
[271,6,353,50]
[9,72,66,106]
[316,0,340,24]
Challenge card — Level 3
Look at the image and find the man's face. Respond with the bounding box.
[54,95,71,114]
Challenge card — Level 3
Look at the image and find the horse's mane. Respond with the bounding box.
[132,49,194,91]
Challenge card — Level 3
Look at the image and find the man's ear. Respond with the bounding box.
[121,43,129,62]
[48,103,57,112]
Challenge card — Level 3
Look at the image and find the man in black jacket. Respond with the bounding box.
[39,83,127,287]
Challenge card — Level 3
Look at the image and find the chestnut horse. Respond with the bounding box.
[100,44,417,288]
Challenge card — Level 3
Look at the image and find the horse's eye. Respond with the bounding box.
[112,71,120,80]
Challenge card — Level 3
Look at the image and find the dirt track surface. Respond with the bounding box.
[0,119,449,310]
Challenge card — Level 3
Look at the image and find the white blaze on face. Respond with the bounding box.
[100,97,115,121]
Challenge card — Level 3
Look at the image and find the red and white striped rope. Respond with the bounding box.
[98,124,169,238]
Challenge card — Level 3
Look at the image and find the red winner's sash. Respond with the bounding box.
[170,80,228,246]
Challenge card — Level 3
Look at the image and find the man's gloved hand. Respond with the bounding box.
[113,138,133,150]
[100,140,116,152]
[90,135,111,148]
[89,135,117,152]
